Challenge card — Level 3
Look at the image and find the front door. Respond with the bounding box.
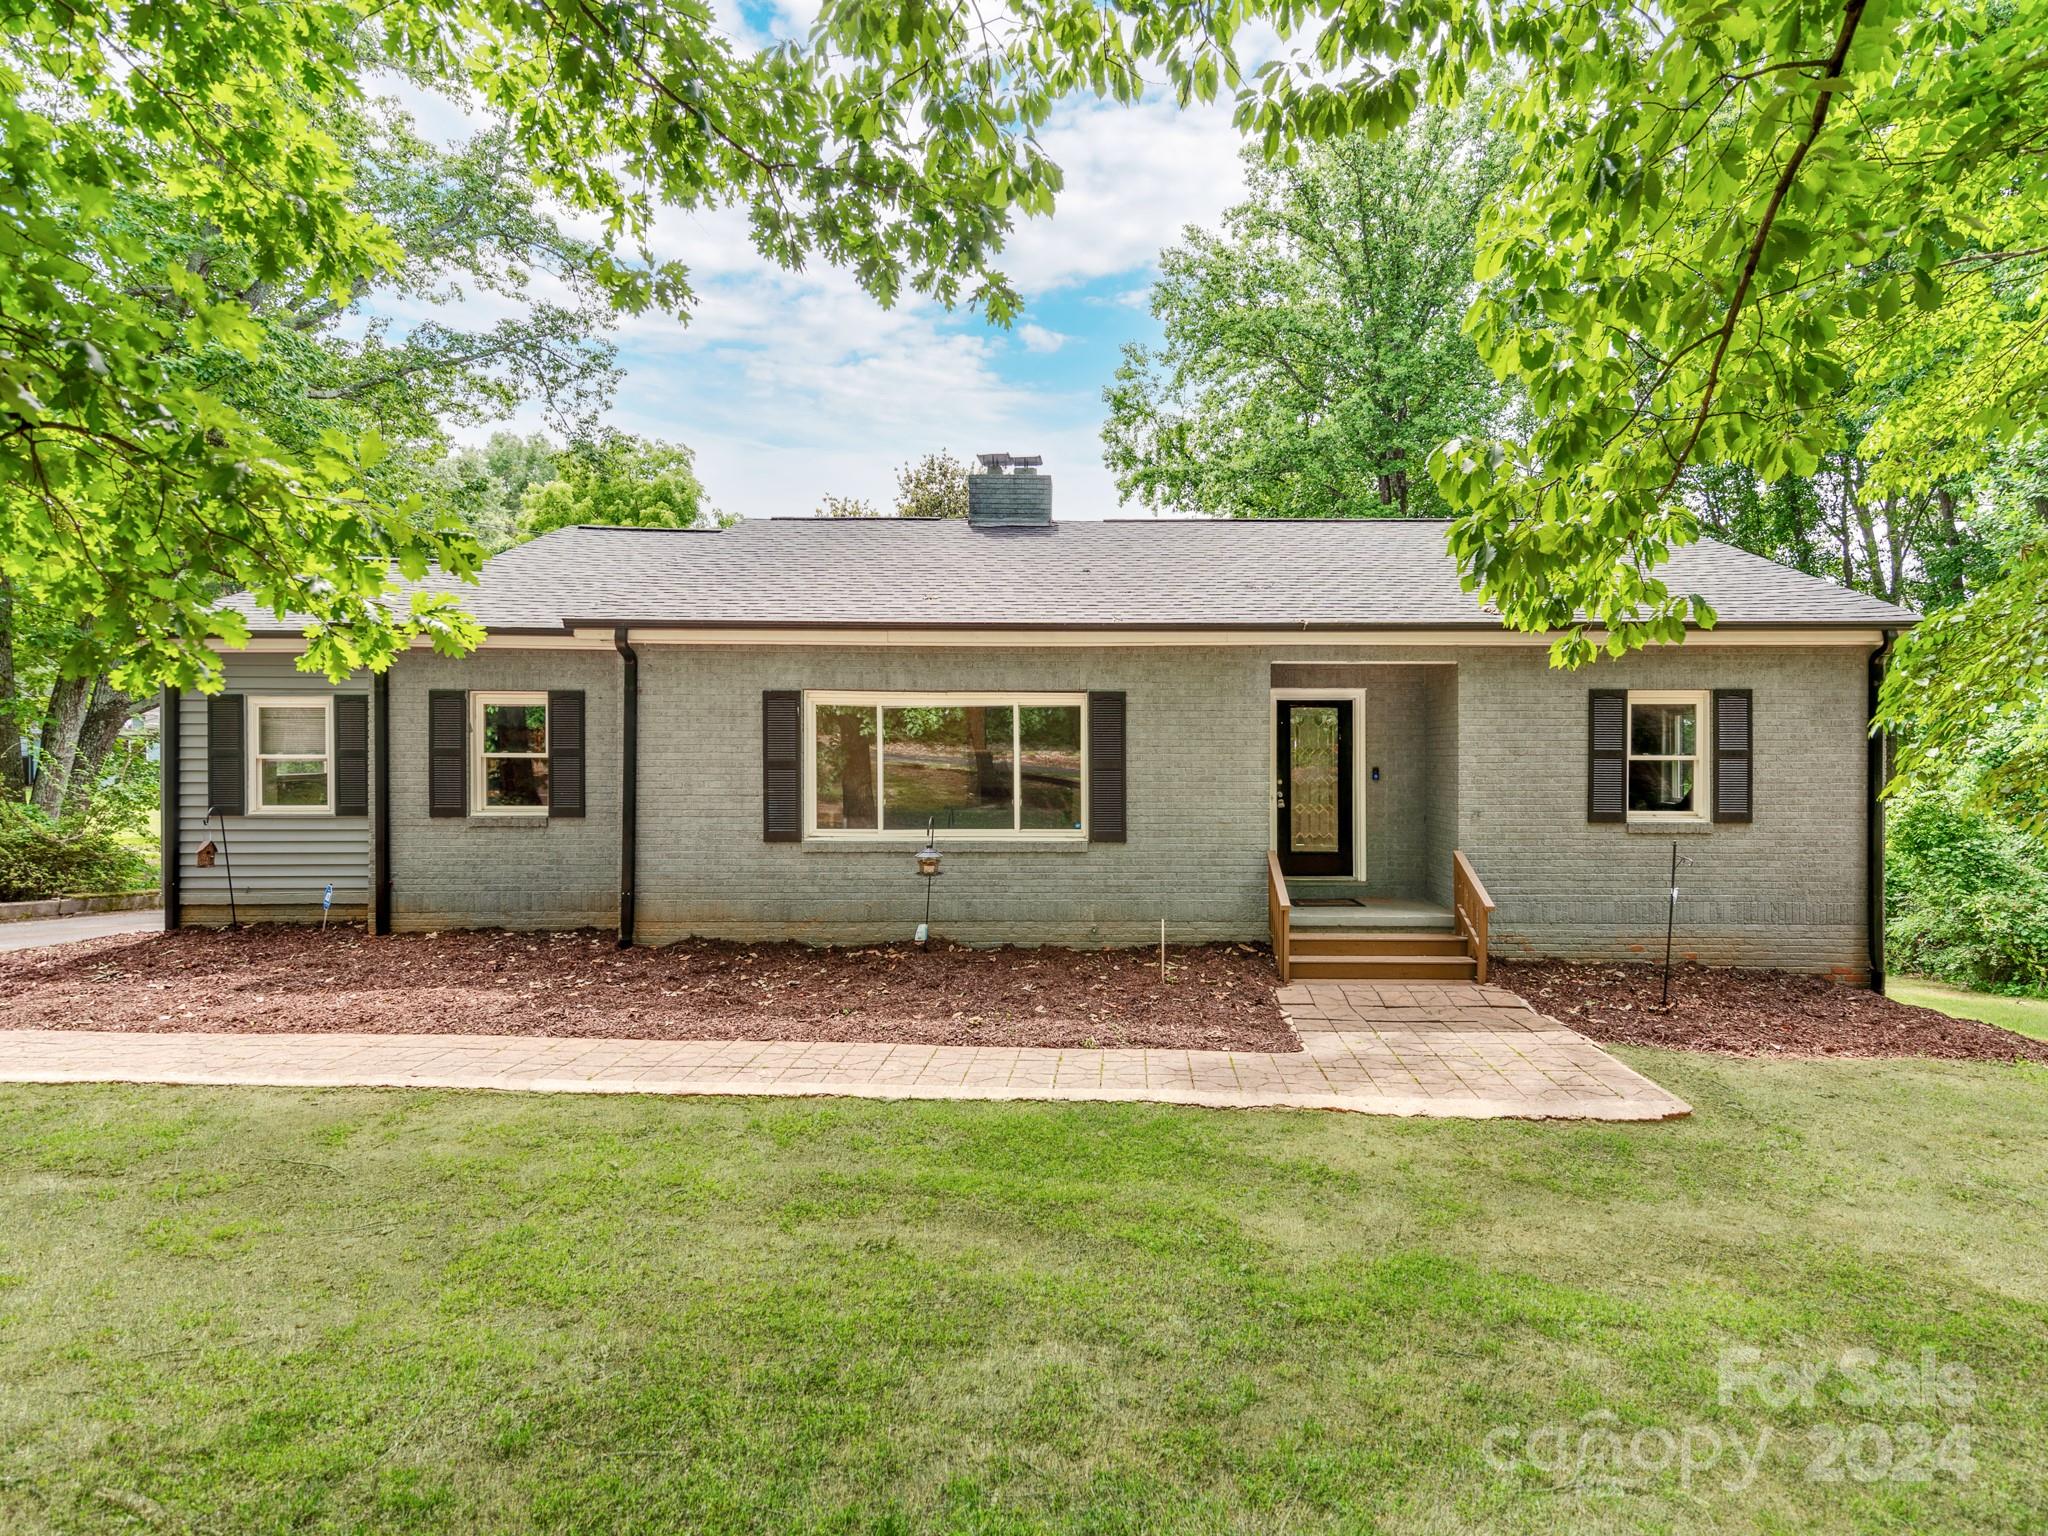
[1275,699,1354,878]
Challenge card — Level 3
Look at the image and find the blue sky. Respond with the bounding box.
[385,6,1265,521]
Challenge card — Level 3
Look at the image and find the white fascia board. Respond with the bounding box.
[207,625,1890,655]
[620,626,1888,649]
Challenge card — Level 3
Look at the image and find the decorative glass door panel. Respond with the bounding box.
[1276,700,1354,877]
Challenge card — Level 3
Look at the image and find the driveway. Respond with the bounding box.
[0,909,162,953]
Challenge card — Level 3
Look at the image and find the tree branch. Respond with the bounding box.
[1661,0,1868,492]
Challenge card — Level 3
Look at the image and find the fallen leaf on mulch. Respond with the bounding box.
[0,927,1296,1053]
[1495,959,2048,1063]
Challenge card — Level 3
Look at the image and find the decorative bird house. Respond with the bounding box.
[195,840,218,869]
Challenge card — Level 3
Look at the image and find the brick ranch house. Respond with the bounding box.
[162,459,1916,985]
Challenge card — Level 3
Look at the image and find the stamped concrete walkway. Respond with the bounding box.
[0,981,1689,1121]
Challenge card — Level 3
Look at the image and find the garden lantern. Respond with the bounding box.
[914,820,942,948]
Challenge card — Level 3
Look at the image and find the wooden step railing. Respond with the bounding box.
[1266,849,1293,983]
[1452,849,1496,983]
[1267,849,1493,983]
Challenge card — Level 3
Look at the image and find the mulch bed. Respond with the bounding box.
[1496,958,2048,1063]
[0,926,1297,1053]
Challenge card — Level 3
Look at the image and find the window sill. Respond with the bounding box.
[464,814,551,830]
[801,837,1091,855]
[1626,819,1714,835]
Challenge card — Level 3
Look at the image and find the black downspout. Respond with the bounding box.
[372,670,391,935]
[160,687,180,930]
[615,626,638,948]
[1867,630,1894,993]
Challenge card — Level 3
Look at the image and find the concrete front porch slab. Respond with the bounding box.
[0,983,1690,1121]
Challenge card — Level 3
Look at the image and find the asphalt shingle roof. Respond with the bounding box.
[223,518,1918,634]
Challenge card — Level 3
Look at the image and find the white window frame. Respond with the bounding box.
[247,695,333,816]
[1626,689,1712,824]
[803,691,1089,841]
[470,691,551,818]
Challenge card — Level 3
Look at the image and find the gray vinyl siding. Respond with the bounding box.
[177,654,373,923]
[386,649,620,931]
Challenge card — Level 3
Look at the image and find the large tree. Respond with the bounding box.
[1103,103,1507,519]
[2,0,1050,693]
[516,437,718,537]
[0,90,623,816]
[894,451,971,519]
[427,433,567,554]
[9,0,2045,815]
[823,0,2048,815]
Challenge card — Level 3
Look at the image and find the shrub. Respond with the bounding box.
[1887,787,2048,996]
[0,803,155,902]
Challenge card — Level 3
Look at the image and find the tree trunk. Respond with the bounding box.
[837,716,875,825]
[61,683,141,822]
[30,675,91,818]
[1853,496,1887,601]
[0,578,22,797]
[1884,495,1914,604]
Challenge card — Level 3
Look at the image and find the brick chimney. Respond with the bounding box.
[967,453,1052,526]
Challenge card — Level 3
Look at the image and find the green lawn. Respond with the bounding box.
[1889,975,2048,1043]
[3,1053,2045,1534]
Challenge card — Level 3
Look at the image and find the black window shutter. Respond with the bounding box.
[762,690,801,842]
[1588,689,1627,823]
[207,694,245,816]
[548,690,586,817]
[334,695,369,816]
[1714,688,1754,823]
[1087,691,1128,843]
[428,690,466,818]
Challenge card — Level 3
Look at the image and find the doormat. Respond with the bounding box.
[1296,897,1367,907]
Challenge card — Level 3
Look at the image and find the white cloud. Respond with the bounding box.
[1015,323,1068,354]
[604,265,1122,518]
[357,40,1281,523]
[996,94,1251,296]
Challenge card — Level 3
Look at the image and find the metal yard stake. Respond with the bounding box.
[205,807,239,930]
[1661,841,1696,1007]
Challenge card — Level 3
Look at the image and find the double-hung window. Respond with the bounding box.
[807,693,1086,838]
[471,692,550,815]
[248,697,332,813]
[1627,691,1711,821]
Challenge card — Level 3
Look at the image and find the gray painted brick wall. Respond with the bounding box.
[1453,645,1871,976]
[387,649,622,931]
[966,470,1053,524]
[1421,667,1460,907]
[1268,662,1457,898]
[635,645,1270,946]
[653,639,1874,972]
[184,635,1878,975]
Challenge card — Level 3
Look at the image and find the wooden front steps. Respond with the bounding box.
[1267,852,1498,985]
[1289,931,1469,956]
[1289,947,1478,981]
